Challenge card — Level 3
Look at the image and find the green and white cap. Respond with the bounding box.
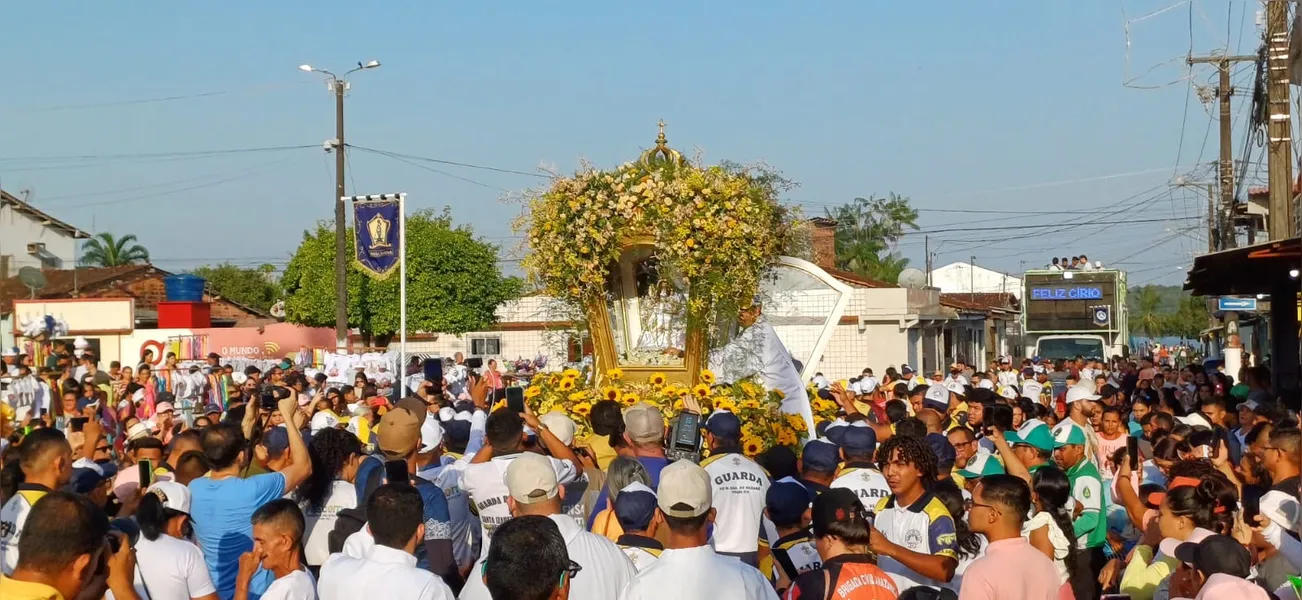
[1004,419,1055,452]
[1051,420,1088,449]
[956,450,1005,480]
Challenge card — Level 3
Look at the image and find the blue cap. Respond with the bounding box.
[65,462,118,495]
[706,411,742,439]
[613,483,658,532]
[75,397,97,412]
[443,420,471,444]
[825,424,849,448]
[801,440,840,473]
[261,427,290,457]
[765,481,813,526]
[841,427,877,455]
[926,433,956,470]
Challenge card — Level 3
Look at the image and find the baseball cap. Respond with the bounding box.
[923,385,949,412]
[624,402,666,444]
[157,392,177,405]
[377,397,426,458]
[801,440,841,473]
[155,402,175,414]
[944,380,966,397]
[1148,476,1202,507]
[811,488,867,534]
[766,481,813,525]
[977,380,994,390]
[66,461,119,495]
[75,397,98,412]
[146,480,193,515]
[657,460,712,518]
[1170,534,1249,577]
[956,450,1006,480]
[1065,386,1101,404]
[705,411,742,440]
[998,386,1018,401]
[539,412,577,446]
[504,452,560,504]
[926,433,956,470]
[613,482,658,531]
[443,419,471,446]
[841,426,877,455]
[126,421,152,441]
[824,422,849,447]
[901,365,915,375]
[419,415,444,453]
[1051,421,1088,448]
[261,427,291,456]
[1004,419,1055,452]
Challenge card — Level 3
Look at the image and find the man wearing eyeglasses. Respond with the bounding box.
[318,483,456,600]
[961,475,1060,600]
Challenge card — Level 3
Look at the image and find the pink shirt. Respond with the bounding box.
[958,538,1059,600]
[1097,432,1127,473]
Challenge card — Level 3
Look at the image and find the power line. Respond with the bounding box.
[350,147,512,192]
[0,144,317,164]
[347,145,551,179]
[53,157,300,210]
[0,81,314,113]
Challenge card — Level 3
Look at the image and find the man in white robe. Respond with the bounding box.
[709,303,812,430]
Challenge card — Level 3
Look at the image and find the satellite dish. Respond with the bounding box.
[897,268,927,289]
[17,267,46,298]
[269,300,286,319]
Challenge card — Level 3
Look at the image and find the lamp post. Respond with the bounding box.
[299,60,381,352]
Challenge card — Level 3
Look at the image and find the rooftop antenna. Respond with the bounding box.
[17,266,46,299]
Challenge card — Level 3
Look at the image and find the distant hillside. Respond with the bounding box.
[1126,284,1188,314]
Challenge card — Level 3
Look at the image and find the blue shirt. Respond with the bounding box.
[189,472,287,600]
[354,455,454,570]
[586,455,670,529]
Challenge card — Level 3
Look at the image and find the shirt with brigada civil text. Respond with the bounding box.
[702,451,772,554]
[459,452,577,556]
[873,492,958,591]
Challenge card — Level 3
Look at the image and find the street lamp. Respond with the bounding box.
[299,60,382,352]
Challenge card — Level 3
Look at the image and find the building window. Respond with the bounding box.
[470,337,501,356]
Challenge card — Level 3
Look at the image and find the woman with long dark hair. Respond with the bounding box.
[294,428,364,569]
[1118,469,1237,600]
[1024,466,1078,598]
[131,481,218,600]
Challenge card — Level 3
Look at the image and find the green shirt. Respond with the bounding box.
[1066,458,1107,548]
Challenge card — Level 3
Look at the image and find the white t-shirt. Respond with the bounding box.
[261,569,317,600]
[318,544,454,600]
[418,457,480,570]
[700,452,770,554]
[617,544,779,600]
[118,534,217,600]
[830,465,892,507]
[459,513,637,600]
[460,453,577,553]
[1022,511,1072,585]
[299,480,358,566]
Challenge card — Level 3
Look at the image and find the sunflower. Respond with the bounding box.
[601,385,622,402]
[739,399,761,410]
[558,377,576,392]
[713,398,738,413]
[699,369,716,385]
[692,384,712,399]
[606,368,624,381]
[776,429,798,447]
[568,391,590,402]
[740,381,761,398]
[547,374,560,386]
[673,398,685,411]
[524,386,542,399]
[773,388,786,400]
[786,414,808,432]
[741,435,764,456]
[572,401,593,417]
[491,399,507,412]
[649,372,668,387]
[562,368,581,379]
[621,392,640,406]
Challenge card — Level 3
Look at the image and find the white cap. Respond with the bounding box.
[126,422,152,441]
[1178,412,1213,430]
[146,480,192,515]
[505,453,559,504]
[924,384,949,405]
[624,402,666,444]
[977,380,994,390]
[437,407,456,422]
[1,348,15,357]
[944,380,966,397]
[231,372,248,385]
[1065,386,1102,403]
[539,412,577,446]
[657,460,712,518]
[998,386,1018,400]
[419,415,444,453]
[155,402,174,414]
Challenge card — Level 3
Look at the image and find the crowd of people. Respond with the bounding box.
[0,349,1298,600]
[1047,256,1102,271]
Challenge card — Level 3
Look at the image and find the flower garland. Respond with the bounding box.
[518,157,796,341]
[510,367,839,457]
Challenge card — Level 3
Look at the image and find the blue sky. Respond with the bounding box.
[0,1,1264,286]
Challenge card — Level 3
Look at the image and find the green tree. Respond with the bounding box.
[80,232,150,267]
[189,263,282,312]
[1163,295,1210,340]
[824,193,919,282]
[1133,285,1165,337]
[281,209,522,342]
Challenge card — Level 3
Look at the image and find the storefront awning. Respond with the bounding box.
[1184,237,1301,296]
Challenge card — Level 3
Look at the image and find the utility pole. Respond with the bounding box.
[1266,0,1295,241]
[1188,53,1258,249]
[924,235,931,287]
[969,255,975,303]
[299,60,382,352]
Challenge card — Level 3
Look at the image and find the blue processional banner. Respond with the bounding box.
[353,199,401,279]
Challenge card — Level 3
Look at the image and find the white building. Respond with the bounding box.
[1,190,89,273]
[929,261,1023,300]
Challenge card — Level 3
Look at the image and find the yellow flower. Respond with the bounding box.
[622,392,640,406]
[713,398,738,413]
[562,369,581,379]
[776,429,797,447]
[700,369,716,385]
[786,414,808,432]
[558,378,576,392]
[606,368,623,381]
[573,402,593,417]
[524,386,542,399]
[491,399,507,412]
[568,391,589,402]
[739,399,761,410]
[673,398,685,411]
[601,385,622,403]
[692,384,712,399]
[742,436,764,456]
[773,388,786,400]
[650,372,668,387]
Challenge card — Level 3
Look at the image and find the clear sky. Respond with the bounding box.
[0,1,1265,287]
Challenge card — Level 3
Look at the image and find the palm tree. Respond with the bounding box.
[824,193,919,281]
[1133,286,1164,338]
[80,233,150,267]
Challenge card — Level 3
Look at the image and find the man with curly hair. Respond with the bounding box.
[870,433,958,592]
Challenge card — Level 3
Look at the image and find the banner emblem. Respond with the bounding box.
[353,200,400,279]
